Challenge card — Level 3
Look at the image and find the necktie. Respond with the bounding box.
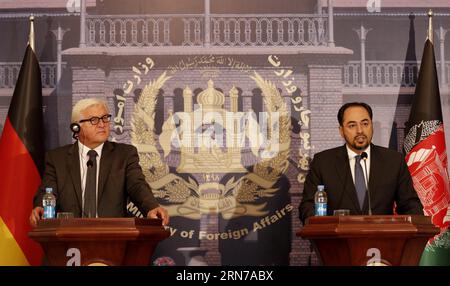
[84,150,98,218]
[354,155,366,209]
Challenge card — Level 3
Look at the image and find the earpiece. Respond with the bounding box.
[70,123,81,140]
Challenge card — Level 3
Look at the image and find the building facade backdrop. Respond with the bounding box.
[1,0,449,266]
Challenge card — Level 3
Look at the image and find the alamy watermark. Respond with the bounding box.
[366,248,382,265]
[66,0,81,13]
[366,0,381,13]
[166,106,281,159]
[66,247,81,266]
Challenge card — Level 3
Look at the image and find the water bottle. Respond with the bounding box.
[314,185,327,216]
[42,187,56,219]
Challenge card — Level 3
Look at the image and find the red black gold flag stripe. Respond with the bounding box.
[0,43,44,265]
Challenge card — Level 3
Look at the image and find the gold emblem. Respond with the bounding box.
[131,71,291,219]
[161,80,246,173]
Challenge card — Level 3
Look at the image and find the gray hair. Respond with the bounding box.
[71,98,109,123]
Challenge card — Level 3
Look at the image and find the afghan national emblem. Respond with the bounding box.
[131,71,291,219]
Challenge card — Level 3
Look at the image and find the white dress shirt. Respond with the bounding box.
[78,141,103,217]
[346,144,371,188]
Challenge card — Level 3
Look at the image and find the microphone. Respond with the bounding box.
[361,152,372,215]
[87,160,94,168]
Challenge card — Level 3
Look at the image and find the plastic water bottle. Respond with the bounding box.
[314,185,327,216]
[43,187,56,219]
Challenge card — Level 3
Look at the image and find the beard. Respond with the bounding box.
[347,135,370,151]
[351,141,370,150]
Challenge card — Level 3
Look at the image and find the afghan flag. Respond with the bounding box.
[0,37,44,264]
[403,36,450,265]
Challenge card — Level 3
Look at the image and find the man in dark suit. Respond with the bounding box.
[299,102,423,223]
[30,98,168,226]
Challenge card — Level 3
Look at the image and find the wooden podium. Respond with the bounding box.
[29,218,170,266]
[297,215,439,266]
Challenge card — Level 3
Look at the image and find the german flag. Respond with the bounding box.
[0,17,44,265]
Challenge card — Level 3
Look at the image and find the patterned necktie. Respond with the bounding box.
[354,155,366,209]
[84,149,98,218]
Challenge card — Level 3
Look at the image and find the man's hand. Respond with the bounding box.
[29,207,44,227]
[147,206,169,226]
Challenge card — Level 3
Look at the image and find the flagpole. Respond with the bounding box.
[28,15,35,52]
[427,9,433,44]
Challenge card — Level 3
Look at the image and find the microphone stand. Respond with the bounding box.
[361,152,372,216]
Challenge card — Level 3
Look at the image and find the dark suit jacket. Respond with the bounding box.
[33,141,159,217]
[298,144,423,223]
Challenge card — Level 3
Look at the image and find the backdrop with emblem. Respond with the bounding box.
[0,0,449,265]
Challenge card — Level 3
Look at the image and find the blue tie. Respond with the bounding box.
[354,155,366,209]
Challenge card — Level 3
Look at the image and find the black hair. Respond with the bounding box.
[337,102,373,126]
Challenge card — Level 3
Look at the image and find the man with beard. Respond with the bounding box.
[299,102,423,223]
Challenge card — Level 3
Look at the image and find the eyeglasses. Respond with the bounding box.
[79,114,112,125]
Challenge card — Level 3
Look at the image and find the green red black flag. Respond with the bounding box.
[0,41,44,265]
[403,29,450,264]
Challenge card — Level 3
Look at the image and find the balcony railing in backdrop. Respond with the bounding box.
[84,14,329,47]
[1,61,449,89]
[0,62,65,89]
[344,61,450,88]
